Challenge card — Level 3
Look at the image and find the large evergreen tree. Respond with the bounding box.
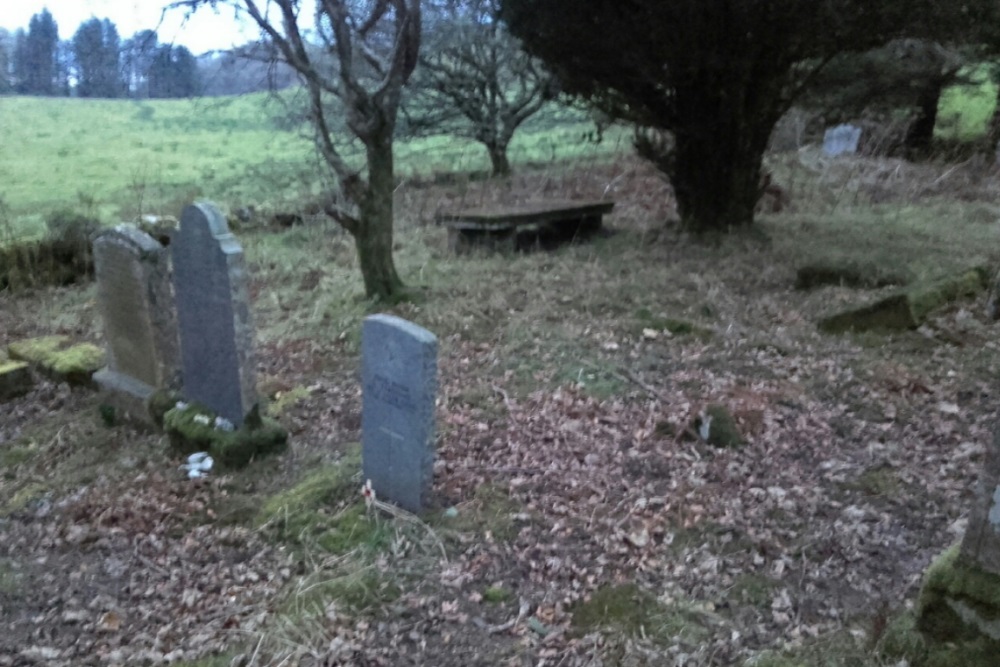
[0,29,12,94]
[19,9,59,95]
[122,30,160,98]
[73,18,123,98]
[501,0,998,233]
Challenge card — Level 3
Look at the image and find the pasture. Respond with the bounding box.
[0,85,999,666]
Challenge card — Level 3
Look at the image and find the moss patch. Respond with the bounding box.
[570,583,715,646]
[164,402,288,469]
[917,543,1000,645]
[7,335,103,386]
[819,267,986,334]
[255,446,388,554]
[696,404,744,448]
[483,586,514,603]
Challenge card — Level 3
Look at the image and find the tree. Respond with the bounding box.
[148,45,200,98]
[18,9,59,95]
[403,0,557,176]
[501,0,997,233]
[178,0,421,300]
[799,39,966,154]
[122,30,160,98]
[73,18,124,98]
[0,29,13,94]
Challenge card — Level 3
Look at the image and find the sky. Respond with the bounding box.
[1,1,262,55]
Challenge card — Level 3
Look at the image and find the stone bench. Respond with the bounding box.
[436,199,615,253]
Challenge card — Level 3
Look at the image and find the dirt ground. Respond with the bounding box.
[2,156,1000,666]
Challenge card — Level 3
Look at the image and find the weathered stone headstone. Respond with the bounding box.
[823,124,862,156]
[960,433,1000,574]
[93,226,180,422]
[172,202,258,427]
[361,314,438,513]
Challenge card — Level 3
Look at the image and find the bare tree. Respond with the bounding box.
[403,0,556,176]
[178,0,419,300]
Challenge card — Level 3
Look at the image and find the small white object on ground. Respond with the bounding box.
[181,452,214,479]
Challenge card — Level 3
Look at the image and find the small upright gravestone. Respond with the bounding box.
[93,225,180,422]
[172,202,258,427]
[362,314,438,514]
[823,124,862,157]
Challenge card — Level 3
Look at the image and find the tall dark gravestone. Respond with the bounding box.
[171,203,258,426]
[361,315,438,513]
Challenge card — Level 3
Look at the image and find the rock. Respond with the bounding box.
[8,336,104,387]
[0,359,33,400]
[819,268,987,334]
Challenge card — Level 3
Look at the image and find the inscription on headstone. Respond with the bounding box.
[172,202,258,426]
[960,431,1000,575]
[362,314,438,513]
[823,124,862,157]
[93,225,180,421]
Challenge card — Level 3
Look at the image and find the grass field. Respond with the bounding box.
[0,91,624,241]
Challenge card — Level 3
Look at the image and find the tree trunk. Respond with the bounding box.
[668,85,779,234]
[905,78,943,154]
[486,141,512,177]
[353,134,404,301]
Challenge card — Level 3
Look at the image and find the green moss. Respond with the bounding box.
[439,483,521,542]
[164,403,287,469]
[255,446,388,554]
[635,308,713,339]
[148,389,182,429]
[0,560,19,594]
[483,586,513,603]
[917,543,1000,644]
[7,336,103,385]
[877,611,928,664]
[819,268,987,334]
[570,583,714,646]
[1,482,47,517]
[8,335,69,363]
[265,385,311,418]
[698,404,744,448]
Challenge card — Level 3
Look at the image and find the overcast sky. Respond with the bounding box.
[1,1,262,55]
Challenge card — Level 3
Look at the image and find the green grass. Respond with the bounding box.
[937,65,998,140]
[0,93,620,242]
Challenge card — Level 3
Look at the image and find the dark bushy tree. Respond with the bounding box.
[502,0,998,233]
[73,18,124,98]
[0,29,13,94]
[122,30,160,98]
[404,0,557,176]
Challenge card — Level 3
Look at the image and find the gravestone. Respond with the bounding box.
[93,226,180,422]
[361,314,438,513]
[823,124,862,157]
[960,433,1000,574]
[172,202,258,427]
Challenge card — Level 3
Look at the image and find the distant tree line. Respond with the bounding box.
[0,9,277,99]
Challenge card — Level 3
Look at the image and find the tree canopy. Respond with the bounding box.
[501,0,999,233]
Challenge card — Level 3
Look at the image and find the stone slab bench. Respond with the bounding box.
[436,199,615,253]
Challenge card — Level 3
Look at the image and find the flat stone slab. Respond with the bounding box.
[436,199,614,230]
[8,336,104,386]
[0,359,33,400]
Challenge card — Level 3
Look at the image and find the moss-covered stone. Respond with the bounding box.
[819,268,987,334]
[917,544,1000,644]
[696,404,744,448]
[148,389,183,429]
[8,336,103,386]
[163,402,287,469]
[0,360,32,399]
